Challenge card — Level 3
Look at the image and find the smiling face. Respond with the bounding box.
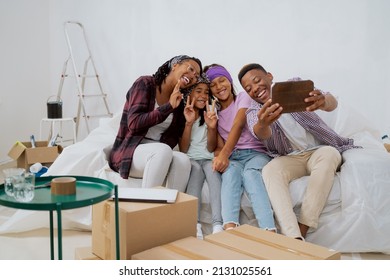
[190,83,210,110]
[172,59,201,89]
[209,76,233,105]
[240,69,274,104]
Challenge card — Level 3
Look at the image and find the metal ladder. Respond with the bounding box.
[57,21,113,137]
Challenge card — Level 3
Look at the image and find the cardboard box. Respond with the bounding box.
[132,236,257,260]
[8,141,62,169]
[92,191,197,260]
[74,247,102,260]
[204,224,340,260]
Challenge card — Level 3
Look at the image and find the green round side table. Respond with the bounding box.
[0,175,120,260]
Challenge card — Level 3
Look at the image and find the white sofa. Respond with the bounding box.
[2,97,390,253]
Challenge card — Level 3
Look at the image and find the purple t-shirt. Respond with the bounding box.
[217,92,267,153]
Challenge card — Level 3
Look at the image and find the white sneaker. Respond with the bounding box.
[212,224,224,234]
[196,223,204,240]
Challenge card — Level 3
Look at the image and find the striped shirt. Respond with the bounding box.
[246,99,360,158]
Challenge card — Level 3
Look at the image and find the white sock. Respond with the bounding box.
[196,223,203,240]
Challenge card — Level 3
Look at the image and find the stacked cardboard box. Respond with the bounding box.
[205,224,340,260]
[131,236,256,260]
[92,191,198,260]
[91,188,339,260]
[132,224,340,260]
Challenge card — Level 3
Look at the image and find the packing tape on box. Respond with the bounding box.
[162,243,210,260]
[15,141,27,149]
[226,229,318,259]
[51,177,76,195]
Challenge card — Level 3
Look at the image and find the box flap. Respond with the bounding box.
[7,141,27,160]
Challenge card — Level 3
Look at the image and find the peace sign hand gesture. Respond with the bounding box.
[204,98,218,129]
[184,95,196,125]
[169,80,184,109]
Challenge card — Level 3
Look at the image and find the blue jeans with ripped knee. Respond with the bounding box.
[221,149,276,230]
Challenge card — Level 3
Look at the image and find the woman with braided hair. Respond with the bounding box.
[109,55,202,192]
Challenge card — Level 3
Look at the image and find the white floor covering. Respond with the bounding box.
[0,228,91,260]
[1,228,390,260]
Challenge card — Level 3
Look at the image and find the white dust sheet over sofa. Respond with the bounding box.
[1,97,390,253]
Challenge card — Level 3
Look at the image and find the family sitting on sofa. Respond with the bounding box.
[7,54,388,254]
[106,54,361,241]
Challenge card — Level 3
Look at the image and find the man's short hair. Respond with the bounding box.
[238,63,267,84]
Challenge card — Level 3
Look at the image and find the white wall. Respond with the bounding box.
[0,0,50,163]
[1,0,389,163]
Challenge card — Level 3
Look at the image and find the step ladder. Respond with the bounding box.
[57,21,113,137]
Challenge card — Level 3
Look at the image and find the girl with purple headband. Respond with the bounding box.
[109,55,202,192]
[204,64,276,231]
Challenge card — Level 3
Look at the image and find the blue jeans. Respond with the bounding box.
[221,149,276,230]
[186,159,222,226]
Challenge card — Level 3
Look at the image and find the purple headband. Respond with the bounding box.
[206,66,233,84]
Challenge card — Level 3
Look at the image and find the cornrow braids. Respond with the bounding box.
[153,59,171,90]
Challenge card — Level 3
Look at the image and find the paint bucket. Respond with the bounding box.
[47,95,62,119]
